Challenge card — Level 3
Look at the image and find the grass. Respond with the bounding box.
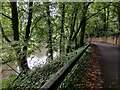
[1,74,17,89]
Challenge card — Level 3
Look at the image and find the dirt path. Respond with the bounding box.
[91,42,120,89]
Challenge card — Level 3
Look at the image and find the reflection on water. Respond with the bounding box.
[27,51,59,69]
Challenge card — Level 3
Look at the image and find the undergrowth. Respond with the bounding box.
[2,46,91,90]
[58,47,92,90]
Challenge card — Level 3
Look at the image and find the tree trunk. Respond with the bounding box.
[10,1,33,72]
[21,1,33,71]
[10,2,23,71]
[106,7,109,31]
[80,18,86,46]
[79,3,90,46]
[46,3,53,60]
[60,3,65,55]
[10,1,19,41]
[71,2,92,41]
[66,4,78,53]
[75,19,79,49]
[103,8,107,31]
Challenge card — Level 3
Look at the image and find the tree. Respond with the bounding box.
[60,3,65,55]
[46,2,53,60]
[66,3,79,53]
[79,2,92,46]
[1,1,119,74]
[116,3,120,31]
[1,0,33,72]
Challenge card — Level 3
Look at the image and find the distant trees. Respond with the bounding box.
[116,3,120,31]
[87,2,119,37]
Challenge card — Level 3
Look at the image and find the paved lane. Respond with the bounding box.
[91,42,120,89]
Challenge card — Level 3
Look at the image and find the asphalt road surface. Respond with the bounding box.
[91,42,120,89]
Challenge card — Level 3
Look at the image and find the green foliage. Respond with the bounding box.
[58,47,91,90]
[1,74,17,89]
[1,46,92,90]
[86,2,119,37]
[1,2,120,64]
[2,47,88,89]
[1,1,120,89]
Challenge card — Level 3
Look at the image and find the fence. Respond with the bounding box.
[87,35,120,45]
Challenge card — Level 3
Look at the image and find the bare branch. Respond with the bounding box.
[31,16,43,31]
[29,16,43,38]
[2,59,19,74]
[0,13,12,20]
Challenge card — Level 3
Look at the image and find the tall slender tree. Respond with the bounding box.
[21,1,33,71]
[66,3,78,53]
[46,3,53,60]
[79,3,91,46]
[60,3,65,55]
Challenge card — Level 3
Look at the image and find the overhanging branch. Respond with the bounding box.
[71,3,111,41]
[87,3,112,20]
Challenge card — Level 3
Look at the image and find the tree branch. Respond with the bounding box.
[29,16,44,40]
[30,16,43,35]
[0,13,12,20]
[69,4,78,40]
[71,3,111,41]
[2,59,19,74]
[0,22,11,43]
[87,3,112,20]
